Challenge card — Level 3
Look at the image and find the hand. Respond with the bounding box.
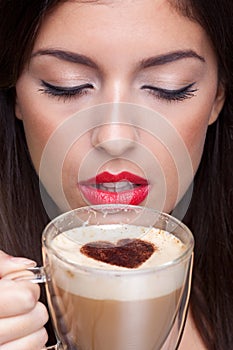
[0,250,49,350]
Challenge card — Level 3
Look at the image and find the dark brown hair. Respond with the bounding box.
[0,1,233,348]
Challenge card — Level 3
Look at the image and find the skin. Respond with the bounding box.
[15,0,225,214]
[0,252,48,350]
[2,0,225,348]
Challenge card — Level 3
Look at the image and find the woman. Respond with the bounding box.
[0,0,233,349]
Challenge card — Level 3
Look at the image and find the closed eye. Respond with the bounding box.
[141,82,198,102]
[38,80,94,101]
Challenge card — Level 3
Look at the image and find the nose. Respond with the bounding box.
[91,122,138,157]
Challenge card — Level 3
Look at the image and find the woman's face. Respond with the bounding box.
[15,0,224,214]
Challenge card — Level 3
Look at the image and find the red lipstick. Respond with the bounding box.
[79,171,149,205]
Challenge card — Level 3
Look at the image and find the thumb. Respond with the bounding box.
[0,250,36,278]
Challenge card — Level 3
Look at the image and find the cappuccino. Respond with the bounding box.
[48,225,187,350]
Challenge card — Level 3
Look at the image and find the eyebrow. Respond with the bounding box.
[32,49,98,69]
[31,48,205,69]
[140,50,205,68]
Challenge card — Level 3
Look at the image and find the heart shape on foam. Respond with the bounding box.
[80,238,156,268]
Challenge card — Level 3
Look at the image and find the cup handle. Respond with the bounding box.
[42,344,63,349]
[27,266,47,283]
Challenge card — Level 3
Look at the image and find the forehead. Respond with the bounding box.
[33,0,213,62]
[39,0,188,32]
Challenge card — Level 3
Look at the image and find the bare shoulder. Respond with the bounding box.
[179,311,207,350]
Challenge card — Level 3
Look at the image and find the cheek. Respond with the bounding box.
[178,111,210,173]
[21,118,58,175]
[48,134,94,211]
[184,123,207,171]
[166,87,217,174]
[141,105,211,212]
[16,98,48,172]
[16,102,65,174]
[15,75,75,174]
[62,137,90,183]
[166,109,210,212]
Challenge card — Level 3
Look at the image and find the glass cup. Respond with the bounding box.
[31,204,194,350]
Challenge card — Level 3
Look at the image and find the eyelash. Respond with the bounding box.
[141,82,198,102]
[38,80,198,103]
[38,80,94,101]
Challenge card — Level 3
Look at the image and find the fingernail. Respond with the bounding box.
[10,257,37,267]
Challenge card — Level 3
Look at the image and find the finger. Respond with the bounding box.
[0,279,40,317]
[2,269,35,281]
[0,327,48,350]
[0,250,36,277]
[0,302,49,345]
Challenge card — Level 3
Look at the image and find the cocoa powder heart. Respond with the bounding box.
[80,238,156,268]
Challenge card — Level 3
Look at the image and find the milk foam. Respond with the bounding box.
[50,225,188,300]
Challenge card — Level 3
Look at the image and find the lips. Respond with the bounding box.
[79,171,149,205]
